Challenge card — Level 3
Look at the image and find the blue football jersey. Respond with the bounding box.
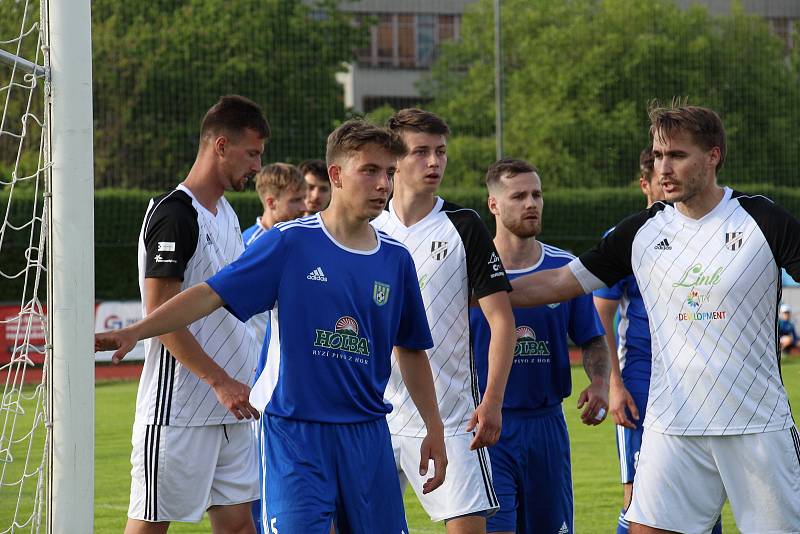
[593,274,652,395]
[207,214,434,423]
[470,243,605,411]
[593,225,653,396]
[242,218,268,248]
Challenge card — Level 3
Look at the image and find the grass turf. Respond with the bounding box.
[89,358,800,533]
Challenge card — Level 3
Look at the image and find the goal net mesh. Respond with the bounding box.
[0,0,51,531]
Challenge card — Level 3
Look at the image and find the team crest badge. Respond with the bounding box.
[431,241,448,260]
[724,231,743,251]
[373,281,390,306]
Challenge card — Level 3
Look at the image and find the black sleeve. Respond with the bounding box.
[577,205,663,287]
[445,204,512,299]
[142,191,199,280]
[736,192,800,282]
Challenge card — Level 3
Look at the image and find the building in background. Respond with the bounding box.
[336,0,474,113]
[677,0,799,49]
[336,0,798,114]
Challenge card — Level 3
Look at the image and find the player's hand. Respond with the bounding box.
[209,373,260,421]
[467,398,502,449]
[95,329,138,364]
[577,377,609,426]
[609,377,638,429]
[419,424,447,494]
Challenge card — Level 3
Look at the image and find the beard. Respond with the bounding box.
[230,175,248,192]
[501,212,540,238]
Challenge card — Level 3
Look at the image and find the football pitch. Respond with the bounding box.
[93,361,800,533]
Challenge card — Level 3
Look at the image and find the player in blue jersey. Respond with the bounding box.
[592,147,662,534]
[592,148,721,534]
[470,158,610,534]
[96,119,448,534]
[240,162,307,533]
[242,163,307,247]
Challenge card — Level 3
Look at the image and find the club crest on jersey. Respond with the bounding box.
[514,326,550,357]
[430,241,448,260]
[314,316,370,356]
[724,231,743,251]
[373,281,390,306]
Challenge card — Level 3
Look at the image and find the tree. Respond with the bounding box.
[423,0,800,188]
[91,0,366,188]
[0,0,46,187]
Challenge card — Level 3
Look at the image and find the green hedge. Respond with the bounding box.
[2,185,799,300]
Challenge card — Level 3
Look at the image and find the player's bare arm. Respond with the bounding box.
[394,346,447,494]
[467,290,515,450]
[94,281,259,420]
[575,335,611,426]
[593,296,639,429]
[509,265,586,308]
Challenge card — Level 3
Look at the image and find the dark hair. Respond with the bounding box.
[648,102,726,172]
[485,158,539,190]
[299,159,329,183]
[387,108,450,137]
[200,95,270,142]
[325,119,407,165]
[639,146,655,183]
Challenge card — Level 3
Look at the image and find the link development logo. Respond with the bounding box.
[672,263,727,322]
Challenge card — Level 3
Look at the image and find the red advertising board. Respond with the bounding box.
[1,304,47,366]
[2,301,146,366]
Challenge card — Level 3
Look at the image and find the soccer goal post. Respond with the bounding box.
[47,0,95,532]
[0,0,94,531]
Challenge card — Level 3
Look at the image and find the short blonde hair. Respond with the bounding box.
[325,119,407,165]
[255,163,306,200]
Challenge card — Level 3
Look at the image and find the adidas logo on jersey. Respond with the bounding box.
[654,238,672,250]
[558,521,569,534]
[307,267,328,282]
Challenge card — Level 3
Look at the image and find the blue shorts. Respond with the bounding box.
[487,405,573,534]
[615,390,648,484]
[258,415,407,534]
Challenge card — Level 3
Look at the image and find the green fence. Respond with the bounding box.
[4,0,800,301]
[2,185,798,301]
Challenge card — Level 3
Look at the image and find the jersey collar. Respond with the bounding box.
[387,196,444,231]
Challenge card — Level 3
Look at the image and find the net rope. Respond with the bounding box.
[0,0,51,531]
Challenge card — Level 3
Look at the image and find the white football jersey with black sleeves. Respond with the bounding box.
[135,184,259,427]
[372,197,511,437]
[569,187,800,436]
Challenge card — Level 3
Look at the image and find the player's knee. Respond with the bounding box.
[124,519,170,534]
[629,522,676,534]
[444,513,486,534]
[208,504,257,534]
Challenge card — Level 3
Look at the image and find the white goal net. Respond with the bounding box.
[0,0,50,531]
[1,0,94,532]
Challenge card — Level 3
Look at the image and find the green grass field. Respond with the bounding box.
[88,359,800,533]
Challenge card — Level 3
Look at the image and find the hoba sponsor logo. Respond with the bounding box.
[314,316,370,356]
[514,326,550,357]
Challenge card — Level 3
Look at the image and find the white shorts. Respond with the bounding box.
[129,423,259,523]
[626,427,800,533]
[393,433,499,522]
